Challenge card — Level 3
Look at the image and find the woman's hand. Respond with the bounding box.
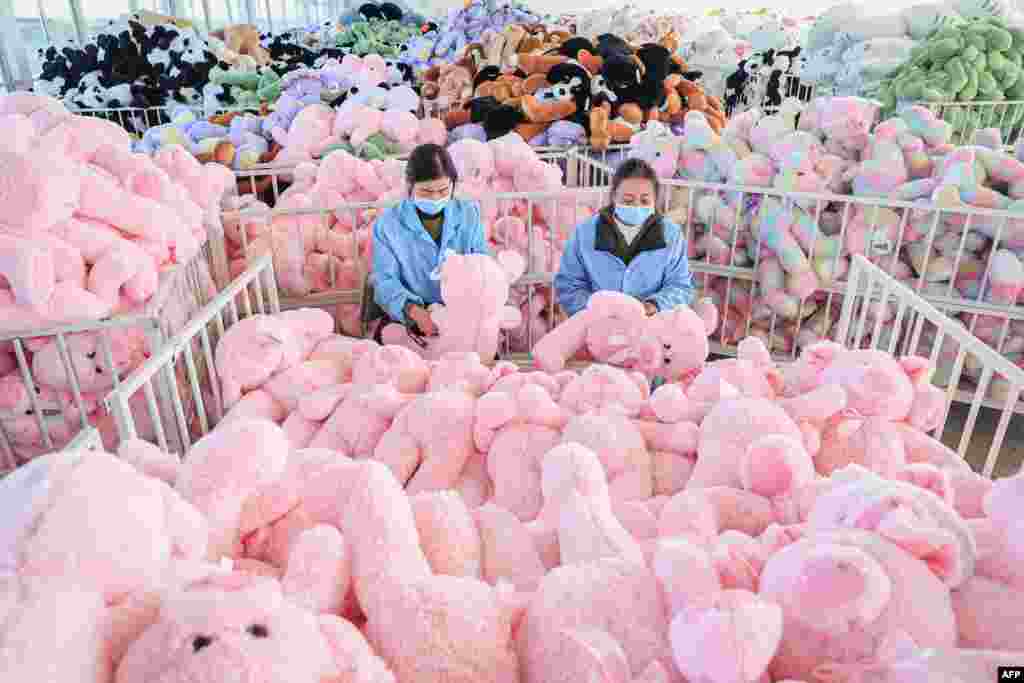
[408,304,439,336]
[644,302,659,316]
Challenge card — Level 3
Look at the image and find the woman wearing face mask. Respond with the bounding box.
[554,157,694,318]
[367,143,490,340]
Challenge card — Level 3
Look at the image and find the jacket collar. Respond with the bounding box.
[594,207,667,254]
[400,199,457,248]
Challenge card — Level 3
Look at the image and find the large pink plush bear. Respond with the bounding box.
[295,344,430,456]
[343,459,526,683]
[756,462,978,683]
[783,341,967,476]
[214,308,335,410]
[532,291,719,383]
[380,249,525,360]
[115,571,395,683]
[0,450,209,683]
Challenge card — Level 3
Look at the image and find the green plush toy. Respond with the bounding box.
[356,133,403,160]
[255,70,282,103]
[875,16,1024,140]
[209,67,262,89]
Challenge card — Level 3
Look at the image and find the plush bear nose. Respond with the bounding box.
[192,635,214,653]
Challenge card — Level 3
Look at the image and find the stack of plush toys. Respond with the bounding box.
[425,25,726,149]
[3,286,1023,681]
[0,92,234,463]
[618,95,1024,393]
[220,134,597,344]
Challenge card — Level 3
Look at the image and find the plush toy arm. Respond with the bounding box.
[118,438,181,486]
[160,482,210,560]
[779,382,847,423]
[281,525,350,615]
[473,391,519,452]
[531,308,592,373]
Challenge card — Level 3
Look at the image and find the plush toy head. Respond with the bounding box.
[114,571,394,683]
[637,298,719,383]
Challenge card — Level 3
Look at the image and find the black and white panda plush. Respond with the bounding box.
[35,16,222,116]
[723,46,806,115]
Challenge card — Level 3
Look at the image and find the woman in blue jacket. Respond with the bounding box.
[554,157,695,317]
[368,143,490,340]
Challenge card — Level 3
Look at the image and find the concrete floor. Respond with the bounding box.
[943,403,1024,479]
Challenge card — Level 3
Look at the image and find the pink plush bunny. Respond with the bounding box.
[380,249,525,360]
[0,450,209,683]
[115,571,395,683]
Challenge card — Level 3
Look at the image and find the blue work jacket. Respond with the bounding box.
[554,209,695,316]
[371,199,490,323]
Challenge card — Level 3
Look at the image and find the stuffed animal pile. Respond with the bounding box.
[34,16,225,113]
[427,27,725,149]
[723,46,810,115]
[0,92,234,465]
[220,135,597,343]
[870,15,1024,135]
[413,0,541,71]
[5,307,1022,682]
[801,0,1024,116]
[622,96,1024,387]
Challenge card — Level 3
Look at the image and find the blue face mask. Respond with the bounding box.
[414,197,449,216]
[614,204,654,226]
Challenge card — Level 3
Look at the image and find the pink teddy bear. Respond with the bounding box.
[0,449,209,683]
[532,291,718,383]
[115,571,395,683]
[380,249,525,361]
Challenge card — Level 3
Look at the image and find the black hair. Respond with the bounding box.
[405,143,459,188]
[610,157,660,206]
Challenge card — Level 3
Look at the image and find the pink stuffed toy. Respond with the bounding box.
[380,249,525,360]
[299,345,429,457]
[374,352,518,494]
[783,341,967,476]
[342,459,526,683]
[952,467,1024,651]
[532,291,718,382]
[114,571,395,683]
[758,522,963,681]
[0,450,209,683]
[214,309,333,410]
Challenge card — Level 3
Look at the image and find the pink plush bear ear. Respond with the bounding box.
[739,435,814,499]
[495,250,526,284]
[117,438,181,486]
[669,590,783,683]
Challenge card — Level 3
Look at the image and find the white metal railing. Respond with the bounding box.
[96,251,1022,478]
[838,254,1023,476]
[98,252,279,455]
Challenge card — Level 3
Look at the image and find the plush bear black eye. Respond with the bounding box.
[247,624,269,638]
[35,387,41,394]
[25,409,33,416]
[664,343,671,350]
[192,635,213,652]
[86,352,96,359]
